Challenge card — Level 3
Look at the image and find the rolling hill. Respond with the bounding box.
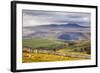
[23,23,90,41]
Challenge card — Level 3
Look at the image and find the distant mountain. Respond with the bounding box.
[58,32,90,41]
[41,23,89,28]
[23,23,90,41]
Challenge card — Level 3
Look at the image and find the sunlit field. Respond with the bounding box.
[22,38,91,63]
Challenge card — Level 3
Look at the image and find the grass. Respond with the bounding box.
[22,38,91,63]
[23,38,66,49]
[57,48,90,55]
[57,48,73,52]
[22,52,87,63]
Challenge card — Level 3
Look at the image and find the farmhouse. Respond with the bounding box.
[23,46,32,53]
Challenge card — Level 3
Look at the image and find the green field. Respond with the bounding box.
[23,38,66,49]
[22,38,91,63]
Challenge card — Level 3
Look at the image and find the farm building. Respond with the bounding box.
[23,46,32,53]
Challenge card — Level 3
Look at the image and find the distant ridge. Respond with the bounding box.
[41,23,89,28]
[23,23,90,29]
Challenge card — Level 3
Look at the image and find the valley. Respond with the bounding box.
[22,23,91,63]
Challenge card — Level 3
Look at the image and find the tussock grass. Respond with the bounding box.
[22,52,86,63]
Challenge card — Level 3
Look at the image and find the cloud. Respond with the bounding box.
[23,10,90,27]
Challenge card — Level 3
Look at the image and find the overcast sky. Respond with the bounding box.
[23,10,91,27]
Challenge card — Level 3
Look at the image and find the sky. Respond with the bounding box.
[23,10,91,27]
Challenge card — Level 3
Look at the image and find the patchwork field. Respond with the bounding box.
[22,52,89,63]
[22,38,91,63]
